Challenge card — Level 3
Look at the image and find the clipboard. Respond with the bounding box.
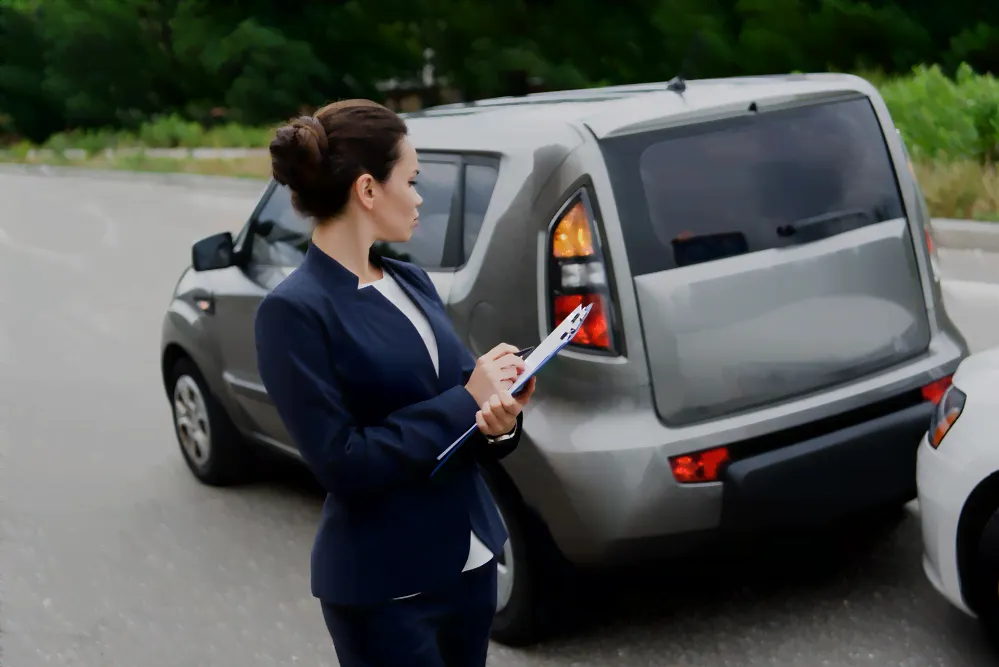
[430,303,593,477]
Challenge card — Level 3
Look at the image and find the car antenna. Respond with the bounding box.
[666,30,705,96]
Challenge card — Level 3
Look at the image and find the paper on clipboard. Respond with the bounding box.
[431,303,593,476]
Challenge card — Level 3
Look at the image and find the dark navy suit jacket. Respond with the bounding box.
[254,242,520,606]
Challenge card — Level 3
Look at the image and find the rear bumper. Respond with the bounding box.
[513,394,939,567]
[720,401,934,530]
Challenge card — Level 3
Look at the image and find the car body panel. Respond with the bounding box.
[631,219,932,425]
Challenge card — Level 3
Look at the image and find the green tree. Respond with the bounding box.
[0,4,61,140]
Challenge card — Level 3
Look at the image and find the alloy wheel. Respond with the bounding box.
[173,375,212,468]
[496,507,516,613]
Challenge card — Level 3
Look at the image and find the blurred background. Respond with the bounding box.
[0,0,997,221]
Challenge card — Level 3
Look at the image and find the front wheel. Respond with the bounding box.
[486,471,574,646]
[972,509,999,644]
[169,357,253,486]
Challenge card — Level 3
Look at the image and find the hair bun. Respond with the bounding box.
[269,115,330,191]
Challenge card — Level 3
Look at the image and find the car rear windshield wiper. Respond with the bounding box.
[776,208,874,241]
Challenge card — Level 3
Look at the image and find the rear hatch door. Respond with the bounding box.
[599,95,931,426]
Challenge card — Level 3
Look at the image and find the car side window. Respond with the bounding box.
[371,159,460,268]
[249,184,311,269]
[248,158,462,272]
[461,161,500,263]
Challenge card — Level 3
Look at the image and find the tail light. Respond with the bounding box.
[548,189,619,353]
[921,375,953,405]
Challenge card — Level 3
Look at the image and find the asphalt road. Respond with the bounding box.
[2,170,999,667]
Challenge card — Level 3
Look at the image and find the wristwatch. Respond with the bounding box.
[485,423,518,443]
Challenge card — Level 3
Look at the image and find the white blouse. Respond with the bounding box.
[360,271,494,598]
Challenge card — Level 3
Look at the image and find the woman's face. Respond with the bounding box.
[369,137,423,244]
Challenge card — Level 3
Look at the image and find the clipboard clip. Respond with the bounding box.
[431,302,593,478]
[560,303,591,340]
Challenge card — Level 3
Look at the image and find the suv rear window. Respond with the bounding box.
[600,96,906,276]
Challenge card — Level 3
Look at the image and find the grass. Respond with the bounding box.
[1,151,997,222]
[1,150,272,180]
[34,114,275,153]
[2,63,997,221]
[913,160,999,222]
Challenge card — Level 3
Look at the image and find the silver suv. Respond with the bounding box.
[161,73,968,645]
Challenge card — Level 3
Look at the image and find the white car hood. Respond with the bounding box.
[953,345,999,392]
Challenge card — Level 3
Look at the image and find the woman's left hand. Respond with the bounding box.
[475,377,536,437]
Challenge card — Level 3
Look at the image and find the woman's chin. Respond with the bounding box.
[374,223,417,246]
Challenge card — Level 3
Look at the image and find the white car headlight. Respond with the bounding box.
[928,384,967,448]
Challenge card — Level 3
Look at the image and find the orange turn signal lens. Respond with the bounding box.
[552,202,595,259]
[929,409,961,448]
[928,385,966,449]
[669,447,730,484]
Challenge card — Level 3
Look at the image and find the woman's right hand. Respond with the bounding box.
[465,343,526,407]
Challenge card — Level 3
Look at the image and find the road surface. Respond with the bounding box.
[1,170,998,666]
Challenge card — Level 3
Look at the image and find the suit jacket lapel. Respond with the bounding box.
[383,264,461,393]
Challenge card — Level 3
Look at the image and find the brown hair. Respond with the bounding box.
[269,99,408,221]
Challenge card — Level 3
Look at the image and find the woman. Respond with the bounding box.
[254,99,535,667]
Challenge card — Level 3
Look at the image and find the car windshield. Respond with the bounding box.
[599,96,906,275]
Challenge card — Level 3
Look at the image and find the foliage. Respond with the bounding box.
[0,0,997,145]
[2,149,273,180]
[882,63,999,164]
[13,65,996,170]
[1,0,998,220]
[30,115,274,154]
[912,160,999,222]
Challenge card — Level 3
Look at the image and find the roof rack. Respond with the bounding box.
[404,73,832,119]
[408,79,693,116]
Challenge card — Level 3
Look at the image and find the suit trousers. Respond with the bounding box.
[321,560,497,667]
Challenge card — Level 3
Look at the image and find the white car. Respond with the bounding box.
[917,347,999,639]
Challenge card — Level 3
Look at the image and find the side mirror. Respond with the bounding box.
[192,232,236,271]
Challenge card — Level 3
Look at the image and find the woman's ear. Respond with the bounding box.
[354,174,376,211]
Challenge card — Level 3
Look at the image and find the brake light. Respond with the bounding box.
[553,293,611,348]
[925,228,935,255]
[921,375,953,405]
[670,447,730,484]
[548,190,618,353]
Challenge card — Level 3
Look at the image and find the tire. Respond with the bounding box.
[972,509,999,645]
[485,469,575,646]
[168,356,254,486]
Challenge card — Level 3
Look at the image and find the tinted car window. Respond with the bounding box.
[376,160,459,267]
[600,96,906,276]
[249,158,460,270]
[462,162,500,263]
[250,185,310,268]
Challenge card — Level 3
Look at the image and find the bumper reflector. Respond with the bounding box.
[670,447,730,484]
